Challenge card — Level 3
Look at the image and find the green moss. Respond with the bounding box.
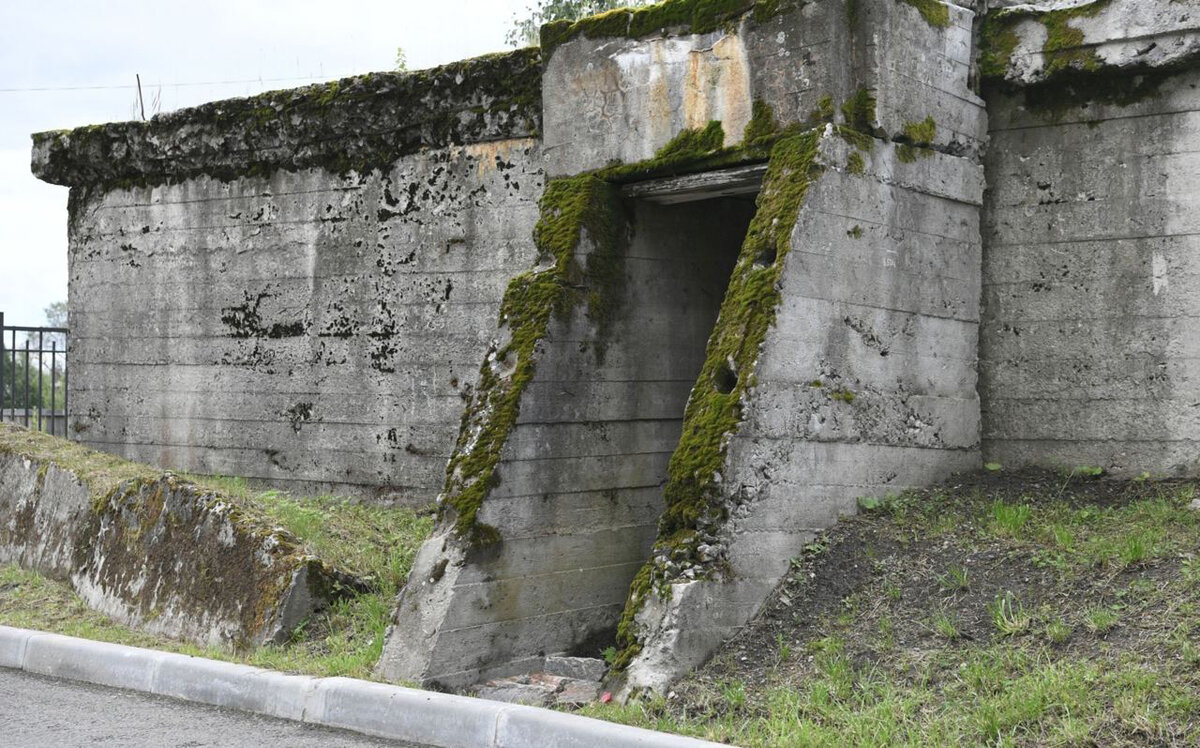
[612,127,824,669]
[902,116,936,146]
[656,120,726,159]
[846,151,865,175]
[1042,0,1110,75]
[35,48,543,189]
[840,88,876,134]
[752,0,798,24]
[743,100,779,146]
[978,11,1022,80]
[808,94,835,124]
[831,388,856,403]
[979,0,1112,82]
[441,176,626,545]
[898,0,950,29]
[542,0,800,57]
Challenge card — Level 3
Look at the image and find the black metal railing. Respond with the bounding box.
[0,312,70,437]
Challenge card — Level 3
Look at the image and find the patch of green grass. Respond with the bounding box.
[931,610,960,641]
[583,646,1200,746]
[1044,619,1072,645]
[1083,607,1120,635]
[988,500,1033,537]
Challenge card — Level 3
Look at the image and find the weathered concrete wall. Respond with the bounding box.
[543,0,986,176]
[0,423,351,647]
[34,51,543,503]
[62,142,541,503]
[378,196,753,685]
[981,52,1200,473]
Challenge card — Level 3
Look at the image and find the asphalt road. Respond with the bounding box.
[0,668,428,747]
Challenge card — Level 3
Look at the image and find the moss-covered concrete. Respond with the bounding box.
[31,48,542,188]
[0,423,360,647]
[440,175,626,545]
[539,0,805,57]
[979,0,1113,83]
[612,126,824,669]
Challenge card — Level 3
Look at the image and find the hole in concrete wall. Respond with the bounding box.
[714,358,739,394]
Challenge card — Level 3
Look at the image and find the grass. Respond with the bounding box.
[0,476,432,681]
[576,471,1200,746]
[988,593,1032,637]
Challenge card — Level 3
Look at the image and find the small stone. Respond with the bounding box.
[1189,498,1200,512]
[544,656,607,681]
[555,679,602,705]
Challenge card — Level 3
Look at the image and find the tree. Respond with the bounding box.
[1,301,68,427]
[44,301,67,328]
[506,0,649,47]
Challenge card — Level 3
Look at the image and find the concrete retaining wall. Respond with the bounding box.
[0,423,350,647]
[63,142,542,504]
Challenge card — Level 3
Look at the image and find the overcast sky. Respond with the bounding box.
[0,0,532,327]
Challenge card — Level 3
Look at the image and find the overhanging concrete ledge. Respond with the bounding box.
[0,625,725,747]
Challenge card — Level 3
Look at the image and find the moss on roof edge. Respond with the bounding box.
[32,48,543,189]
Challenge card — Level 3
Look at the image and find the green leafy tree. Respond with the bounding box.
[2,301,68,424]
[506,0,649,47]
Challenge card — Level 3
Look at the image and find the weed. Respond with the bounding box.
[877,616,895,651]
[1118,534,1152,567]
[937,564,970,593]
[602,645,617,665]
[720,680,748,711]
[1084,607,1120,635]
[989,500,1032,536]
[775,632,792,663]
[1183,556,1200,586]
[988,593,1031,636]
[1044,619,1072,645]
[932,610,961,640]
[984,462,1002,472]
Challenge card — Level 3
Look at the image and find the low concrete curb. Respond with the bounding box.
[0,625,726,747]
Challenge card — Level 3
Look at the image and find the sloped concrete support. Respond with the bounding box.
[378,192,754,688]
[619,133,984,696]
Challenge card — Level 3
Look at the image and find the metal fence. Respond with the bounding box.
[0,312,69,437]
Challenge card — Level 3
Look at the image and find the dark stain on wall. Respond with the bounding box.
[221,288,309,339]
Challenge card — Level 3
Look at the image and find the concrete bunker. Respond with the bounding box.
[26,0,1200,704]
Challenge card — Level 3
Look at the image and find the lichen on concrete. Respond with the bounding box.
[31,48,543,188]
